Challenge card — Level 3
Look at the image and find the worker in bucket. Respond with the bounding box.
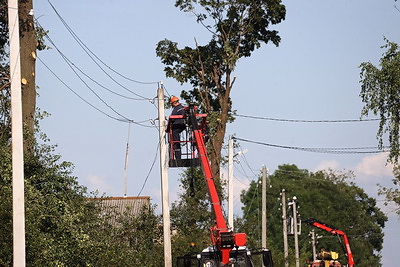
[170,96,186,160]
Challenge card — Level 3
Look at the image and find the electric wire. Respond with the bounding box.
[137,141,160,197]
[40,44,131,122]
[242,181,260,222]
[37,56,154,128]
[234,137,389,154]
[238,144,262,176]
[35,19,158,127]
[47,0,159,88]
[35,18,151,102]
[35,19,131,121]
[161,83,172,98]
[235,114,380,123]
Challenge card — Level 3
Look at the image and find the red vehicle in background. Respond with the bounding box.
[305,218,354,267]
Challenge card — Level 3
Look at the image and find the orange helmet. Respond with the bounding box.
[170,96,179,103]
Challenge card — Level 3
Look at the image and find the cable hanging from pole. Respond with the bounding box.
[234,114,380,123]
[233,137,389,154]
[46,0,159,86]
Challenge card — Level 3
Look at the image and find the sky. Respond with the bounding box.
[34,0,400,265]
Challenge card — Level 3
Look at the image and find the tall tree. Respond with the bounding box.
[0,1,10,141]
[238,164,387,267]
[18,0,37,153]
[170,167,213,261]
[359,38,400,164]
[378,165,400,216]
[157,0,286,179]
[1,0,37,152]
[359,38,400,217]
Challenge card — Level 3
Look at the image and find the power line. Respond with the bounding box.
[235,114,379,123]
[35,17,152,102]
[35,20,159,126]
[37,56,154,128]
[137,141,159,197]
[234,137,389,154]
[46,0,159,87]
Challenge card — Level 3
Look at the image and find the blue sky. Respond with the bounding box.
[35,0,399,265]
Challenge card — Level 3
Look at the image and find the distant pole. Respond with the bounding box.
[293,196,300,267]
[123,123,131,197]
[281,189,289,267]
[311,230,317,261]
[228,136,234,230]
[261,166,267,249]
[157,87,172,267]
[8,0,26,266]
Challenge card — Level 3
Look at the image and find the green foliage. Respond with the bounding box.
[157,0,286,114]
[0,0,8,62]
[359,38,400,164]
[157,1,286,177]
[170,167,212,260]
[0,134,165,266]
[1,3,163,265]
[94,204,164,266]
[379,165,400,216]
[238,164,387,267]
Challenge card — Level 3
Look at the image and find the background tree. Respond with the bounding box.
[359,38,400,217]
[238,164,387,267]
[359,38,400,164]
[170,167,213,261]
[1,1,10,141]
[156,0,286,179]
[0,125,164,266]
[379,165,400,216]
[0,10,164,262]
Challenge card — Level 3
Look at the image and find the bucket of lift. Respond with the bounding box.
[166,109,207,168]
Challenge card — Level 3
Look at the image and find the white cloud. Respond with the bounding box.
[356,153,393,177]
[84,175,118,196]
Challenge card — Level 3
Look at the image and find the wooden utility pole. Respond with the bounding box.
[281,189,289,267]
[157,87,172,267]
[261,166,267,249]
[228,136,233,230]
[8,0,26,265]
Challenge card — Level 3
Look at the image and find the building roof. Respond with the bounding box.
[91,196,151,226]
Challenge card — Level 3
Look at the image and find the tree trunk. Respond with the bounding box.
[18,0,36,154]
[210,90,230,183]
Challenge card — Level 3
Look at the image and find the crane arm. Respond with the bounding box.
[305,218,354,267]
[186,106,246,265]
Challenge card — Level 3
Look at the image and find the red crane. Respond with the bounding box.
[305,218,355,267]
[167,105,272,266]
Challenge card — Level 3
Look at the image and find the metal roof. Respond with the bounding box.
[91,196,151,226]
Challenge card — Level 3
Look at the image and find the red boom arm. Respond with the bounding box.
[305,218,354,267]
[168,106,246,265]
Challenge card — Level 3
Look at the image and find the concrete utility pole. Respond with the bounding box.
[281,189,289,267]
[292,196,300,267]
[228,136,234,230]
[123,123,131,197]
[8,0,26,266]
[261,166,267,249]
[311,230,317,262]
[157,87,172,267]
